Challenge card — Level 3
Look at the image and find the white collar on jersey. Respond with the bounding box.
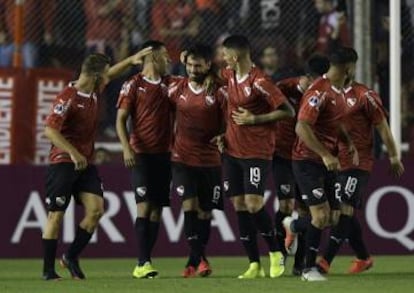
[69,81,94,98]
[143,75,161,84]
[322,74,343,94]
[188,82,204,95]
[344,85,353,93]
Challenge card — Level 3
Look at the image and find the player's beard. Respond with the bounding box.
[189,72,208,84]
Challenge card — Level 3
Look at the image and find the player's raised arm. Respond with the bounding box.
[107,47,153,80]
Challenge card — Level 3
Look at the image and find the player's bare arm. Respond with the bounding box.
[295,120,340,171]
[44,126,87,170]
[232,102,294,125]
[116,108,136,168]
[375,118,405,177]
[338,123,359,166]
[107,47,153,80]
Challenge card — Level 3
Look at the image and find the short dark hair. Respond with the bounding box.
[329,47,358,65]
[81,53,111,76]
[185,43,213,62]
[305,54,330,77]
[222,35,250,52]
[141,40,165,51]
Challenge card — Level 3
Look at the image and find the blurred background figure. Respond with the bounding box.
[0,0,55,68]
[314,0,350,54]
[94,148,112,165]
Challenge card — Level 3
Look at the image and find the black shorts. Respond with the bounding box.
[336,169,370,209]
[272,155,298,201]
[131,153,171,207]
[292,160,339,209]
[223,154,271,197]
[45,163,104,212]
[172,162,223,211]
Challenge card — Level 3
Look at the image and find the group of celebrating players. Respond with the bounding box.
[40,34,405,282]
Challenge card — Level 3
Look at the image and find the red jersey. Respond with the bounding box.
[45,84,99,164]
[169,79,226,167]
[339,82,387,171]
[221,66,288,160]
[293,75,347,163]
[274,77,305,159]
[117,74,181,154]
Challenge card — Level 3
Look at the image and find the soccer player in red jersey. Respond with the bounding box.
[116,40,182,279]
[317,52,404,275]
[288,47,358,281]
[42,50,151,281]
[219,35,295,279]
[272,55,330,275]
[169,44,226,278]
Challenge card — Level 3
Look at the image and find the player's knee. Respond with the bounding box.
[230,196,247,211]
[47,212,64,226]
[149,208,162,221]
[87,207,104,222]
[279,199,294,214]
[245,202,263,214]
[312,211,330,228]
[198,210,212,220]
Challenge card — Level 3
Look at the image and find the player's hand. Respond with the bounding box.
[70,151,88,171]
[389,156,404,178]
[130,47,153,65]
[348,143,359,166]
[210,134,225,153]
[123,147,136,168]
[232,107,255,125]
[180,50,188,64]
[322,154,341,171]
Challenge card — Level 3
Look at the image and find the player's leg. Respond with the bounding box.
[292,201,309,275]
[195,166,223,277]
[272,156,295,258]
[130,154,158,278]
[223,155,262,279]
[60,190,104,279]
[244,158,284,278]
[319,170,370,274]
[143,153,171,275]
[42,163,76,280]
[347,215,373,273]
[172,163,203,277]
[292,160,330,281]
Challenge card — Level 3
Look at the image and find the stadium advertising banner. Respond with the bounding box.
[0,69,73,164]
[0,160,413,258]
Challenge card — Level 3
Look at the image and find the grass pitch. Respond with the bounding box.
[1,256,414,293]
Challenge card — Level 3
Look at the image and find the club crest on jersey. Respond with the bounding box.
[205,95,215,106]
[243,86,251,97]
[308,96,321,107]
[347,97,357,107]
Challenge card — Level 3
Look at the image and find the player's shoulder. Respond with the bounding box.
[168,77,187,96]
[163,75,184,86]
[57,83,80,101]
[306,76,330,93]
[277,76,301,88]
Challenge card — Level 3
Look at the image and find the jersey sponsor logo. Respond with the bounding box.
[223,181,229,192]
[280,184,291,195]
[346,97,357,107]
[308,96,321,108]
[55,196,67,207]
[120,80,133,95]
[243,86,252,97]
[205,95,215,106]
[176,185,185,196]
[365,91,379,108]
[312,188,324,199]
[136,186,147,197]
